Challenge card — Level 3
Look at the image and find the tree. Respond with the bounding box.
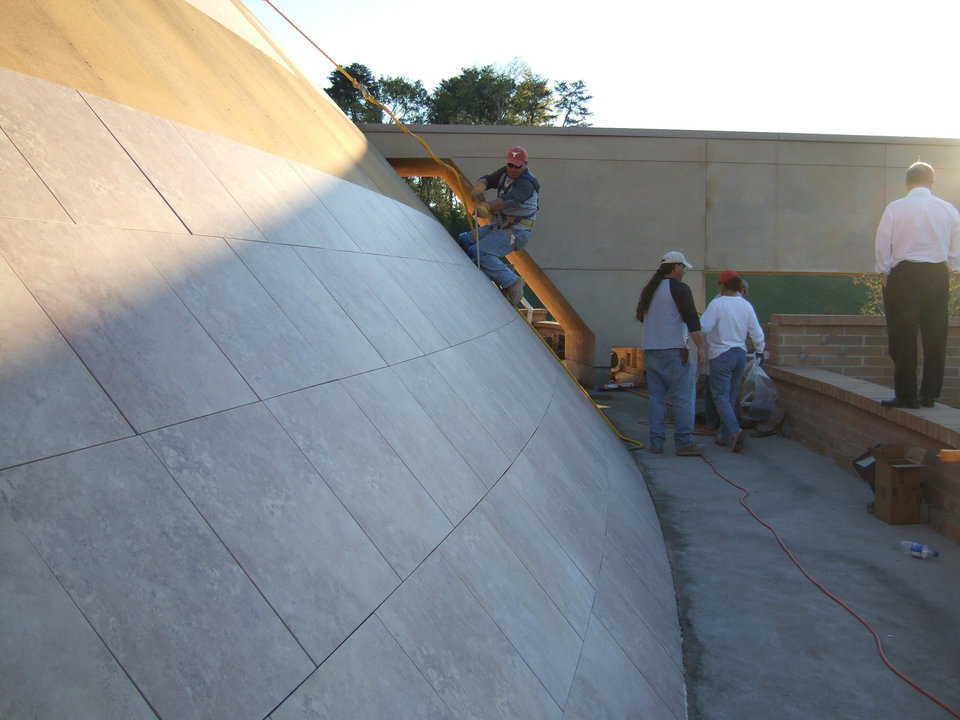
[325,63,381,123]
[378,76,430,124]
[855,273,960,316]
[429,66,517,125]
[508,69,555,125]
[554,80,593,126]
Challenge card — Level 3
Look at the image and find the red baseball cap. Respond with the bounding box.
[506,146,528,165]
[718,270,740,284]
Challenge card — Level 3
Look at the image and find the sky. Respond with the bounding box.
[242,0,960,139]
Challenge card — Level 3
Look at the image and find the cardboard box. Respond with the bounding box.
[874,446,925,525]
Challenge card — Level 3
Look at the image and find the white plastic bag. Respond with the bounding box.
[739,358,781,426]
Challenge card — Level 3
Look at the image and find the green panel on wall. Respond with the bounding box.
[703,273,873,322]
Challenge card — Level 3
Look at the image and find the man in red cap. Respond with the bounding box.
[459,146,540,305]
[700,270,765,452]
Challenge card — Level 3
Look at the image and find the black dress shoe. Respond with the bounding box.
[920,398,936,407]
[880,397,920,409]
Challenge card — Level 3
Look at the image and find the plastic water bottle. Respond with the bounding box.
[898,541,940,559]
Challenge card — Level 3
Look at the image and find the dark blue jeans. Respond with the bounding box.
[456,224,531,288]
[646,348,696,449]
[709,348,747,442]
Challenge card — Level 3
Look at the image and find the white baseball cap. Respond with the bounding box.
[660,250,693,269]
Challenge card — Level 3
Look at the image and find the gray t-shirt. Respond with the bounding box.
[641,278,701,350]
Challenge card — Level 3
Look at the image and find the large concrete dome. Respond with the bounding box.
[0,2,684,718]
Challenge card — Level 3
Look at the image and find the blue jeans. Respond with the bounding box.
[457,224,531,288]
[709,348,747,442]
[703,373,720,429]
[645,348,697,449]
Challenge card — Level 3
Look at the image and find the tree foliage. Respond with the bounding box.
[429,66,517,124]
[377,76,430,124]
[855,274,960,316]
[324,60,591,129]
[325,63,381,123]
[554,80,593,126]
[507,65,555,125]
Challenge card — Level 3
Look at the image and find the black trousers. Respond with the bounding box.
[882,261,949,402]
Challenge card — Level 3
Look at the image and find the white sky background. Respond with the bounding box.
[243,0,960,138]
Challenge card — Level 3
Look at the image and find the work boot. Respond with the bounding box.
[731,430,745,453]
[675,444,703,457]
[502,278,524,306]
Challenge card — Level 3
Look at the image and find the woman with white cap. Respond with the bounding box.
[636,251,706,455]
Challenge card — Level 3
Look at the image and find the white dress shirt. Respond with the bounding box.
[874,187,960,274]
[700,295,765,360]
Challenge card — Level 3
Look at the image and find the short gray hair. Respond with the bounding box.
[906,161,935,187]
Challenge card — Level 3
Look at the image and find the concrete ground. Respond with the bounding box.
[594,389,960,720]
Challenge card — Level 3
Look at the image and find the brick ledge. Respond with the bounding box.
[769,313,960,327]
[767,365,960,448]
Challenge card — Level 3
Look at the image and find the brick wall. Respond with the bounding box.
[766,314,960,407]
[768,366,960,544]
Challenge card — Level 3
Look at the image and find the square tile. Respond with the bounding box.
[400,203,468,265]
[0,252,131,468]
[270,616,453,720]
[428,343,525,459]
[0,68,183,232]
[393,356,510,488]
[296,247,422,364]
[378,554,561,720]
[0,509,155,720]
[360,254,447,352]
[290,161,399,255]
[0,219,255,432]
[84,94,264,241]
[2,437,313,720]
[385,256,478,345]
[440,511,582,705]
[344,368,486,523]
[480,482,595,637]
[598,542,681,665]
[145,232,333,398]
[505,452,605,587]
[0,123,70,222]
[593,570,686,719]
[565,617,675,720]
[267,383,450,577]
[145,403,399,662]
[179,125,357,250]
[229,239,385,380]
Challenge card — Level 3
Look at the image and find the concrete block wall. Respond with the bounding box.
[767,315,960,407]
[768,366,960,544]
[364,125,960,379]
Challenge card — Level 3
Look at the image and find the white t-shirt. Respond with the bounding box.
[700,295,765,360]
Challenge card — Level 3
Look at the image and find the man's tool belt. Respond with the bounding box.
[499,215,535,230]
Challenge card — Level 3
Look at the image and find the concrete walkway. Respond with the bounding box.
[595,389,960,720]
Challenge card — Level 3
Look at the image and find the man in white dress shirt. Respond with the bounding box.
[875,162,960,408]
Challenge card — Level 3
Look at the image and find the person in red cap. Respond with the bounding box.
[699,270,765,452]
[458,146,540,305]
